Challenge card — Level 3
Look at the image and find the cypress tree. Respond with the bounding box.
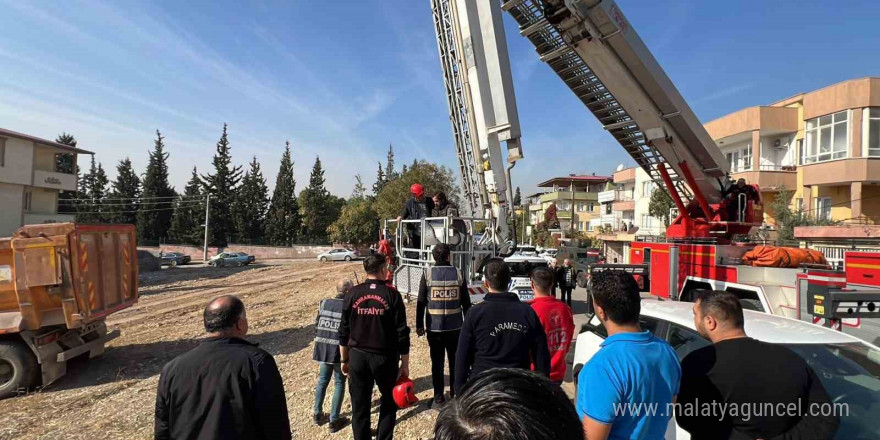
[200,123,243,246]
[299,156,333,241]
[108,158,141,225]
[76,156,108,223]
[170,168,204,245]
[234,157,270,243]
[138,130,176,243]
[55,133,80,214]
[385,143,397,180]
[266,141,301,245]
[372,162,386,197]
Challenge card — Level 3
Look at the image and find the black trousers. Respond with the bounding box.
[551,283,557,299]
[348,349,399,440]
[560,286,573,306]
[427,330,459,398]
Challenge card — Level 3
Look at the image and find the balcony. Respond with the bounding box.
[802,158,880,186]
[705,106,799,140]
[539,191,599,204]
[613,167,636,183]
[24,212,75,225]
[731,165,798,192]
[33,169,77,191]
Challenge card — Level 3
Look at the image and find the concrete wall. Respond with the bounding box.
[29,187,57,213]
[150,243,338,260]
[0,136,33,186]
[0,183,23,236]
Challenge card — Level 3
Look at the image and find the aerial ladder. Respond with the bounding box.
[387,0,525,299]
[499,0,762,240]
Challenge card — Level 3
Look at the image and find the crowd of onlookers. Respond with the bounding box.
[152,249,839,440]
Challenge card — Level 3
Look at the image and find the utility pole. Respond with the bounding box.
[203,193,211,262]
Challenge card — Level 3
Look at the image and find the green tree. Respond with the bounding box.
[513,186,522,207]
[648,187,676,226]
[373,160,460,221]
[138,130,176,243]
[55,133,80,214]
[76,156,109,223]
[234,157,270,243]
[769,189,838,243]
[329,199,380,245]
[201,123,243,246]
[170,168,204,245]
[299,156,337,242]
[385,144,397,180]
[108,158,141,225]
[266,141,301,245]
[351,174,367,200]
[372,162,386,198]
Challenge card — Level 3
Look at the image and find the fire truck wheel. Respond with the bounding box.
[0,340,38,399]
[739,298,763,312]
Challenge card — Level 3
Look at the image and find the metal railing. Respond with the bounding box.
[383,216,498,298]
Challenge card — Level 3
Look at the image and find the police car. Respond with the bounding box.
[503,255,549,302]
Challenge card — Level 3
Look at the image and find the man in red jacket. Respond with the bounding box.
[528,266,574,385]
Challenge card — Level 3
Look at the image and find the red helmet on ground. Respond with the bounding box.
[410,183,425,197]
[392,376,419,409]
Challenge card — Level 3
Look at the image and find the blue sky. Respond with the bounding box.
[1,0,879,197]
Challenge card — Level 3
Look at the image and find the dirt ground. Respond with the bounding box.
[0,260,441,440]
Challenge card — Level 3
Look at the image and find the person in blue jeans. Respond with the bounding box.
[313,278,352,433]
[577,271,680,440]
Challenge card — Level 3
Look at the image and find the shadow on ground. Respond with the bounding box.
[39,324,316,394]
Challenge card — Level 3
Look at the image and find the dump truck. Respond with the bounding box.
[0,223,138,398]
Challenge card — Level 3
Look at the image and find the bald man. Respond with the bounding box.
[312,279,353,433]
[155,295,291,440]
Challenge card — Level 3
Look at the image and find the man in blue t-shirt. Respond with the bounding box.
[577,271,680,440]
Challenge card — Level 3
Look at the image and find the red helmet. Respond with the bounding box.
[410,183,425,197]
[392,376,419,409]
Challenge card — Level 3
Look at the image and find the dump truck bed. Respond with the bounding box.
[0,223,138,333]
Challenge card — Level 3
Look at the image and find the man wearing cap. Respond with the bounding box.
[397,183,434,257]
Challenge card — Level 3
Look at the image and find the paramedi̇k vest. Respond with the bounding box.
[426,266,463,331]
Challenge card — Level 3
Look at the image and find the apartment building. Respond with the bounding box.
[704,77,880,225]
[527,174,610,235]
[0,128,91,236]
[594,166,665,263]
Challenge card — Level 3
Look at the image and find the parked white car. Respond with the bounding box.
[317,248,359,262]
[572,300,880,440]
[208,252,252,267]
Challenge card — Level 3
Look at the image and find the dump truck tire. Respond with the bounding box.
[0,340,38,399]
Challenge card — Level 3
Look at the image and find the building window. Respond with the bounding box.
[641,181,655,197]
[725,146,752,172]
[868,108,880,157]
[54,153,75,174]
[795,198,804,213]
[802,111,848,164]
[23,191,32,212]
[640,214,654,228]
[605,204,612,215]
[0,137,5,167]
[587,202,594,212]
[816,197,832,221]
[587,223,594,232]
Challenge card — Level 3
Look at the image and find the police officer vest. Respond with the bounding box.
[426,266,463,332]
[313,296,344,363]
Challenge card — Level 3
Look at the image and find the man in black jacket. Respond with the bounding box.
[557,259,576,307]
[677,290,839,440]
[454,258,550,393]
[154,295,290,440]
[416,243,472,407]
[397,183,434,258]
[339,254,411,440]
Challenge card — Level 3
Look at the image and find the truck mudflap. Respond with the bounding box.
[19,320,117,387]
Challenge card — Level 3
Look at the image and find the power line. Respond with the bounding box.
[790,192,880,215]
[71,202,205,215]
[58,195,204,205]
[58,194,201,202]
[58,199,204,207]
